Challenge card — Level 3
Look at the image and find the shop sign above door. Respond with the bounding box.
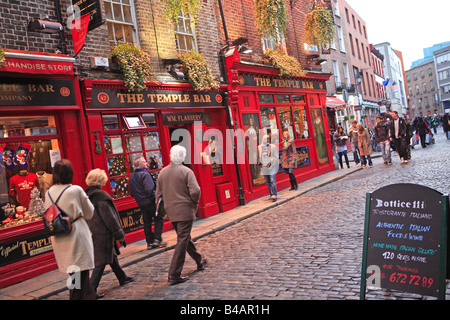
[90,88,225,109]
[237,73,326,91]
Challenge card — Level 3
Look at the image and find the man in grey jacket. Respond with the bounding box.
[156,145,207,283]
[129,157,165,250]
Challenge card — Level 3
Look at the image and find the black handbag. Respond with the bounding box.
[43,185,73,235]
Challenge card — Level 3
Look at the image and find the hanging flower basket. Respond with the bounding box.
[162,0,202,24]
[0,46,6,68]
[263,47,306,78]
[254,0,287,41]
[305,1,335,51]
[110,43,153,92]
[178,51,219,91]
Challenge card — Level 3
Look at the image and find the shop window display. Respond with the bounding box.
[102,113,163,200]
[1,116,59,229]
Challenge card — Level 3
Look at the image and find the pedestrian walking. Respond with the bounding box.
[85,169,134,299]
[155,145,207,284]
[388,111,408,164]
[281,130,298,191]
[129,156,165,250]
[356,124,373,168]
[333,126,350,169]
[258,134,279,201]
[402,115,413,160]
[416,116,430,148]
[43,159,96,300]
[348,120,360,166]
[374,116,392,166]
[443,113,450,139]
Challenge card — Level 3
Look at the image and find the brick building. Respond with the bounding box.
[0,0,335,287]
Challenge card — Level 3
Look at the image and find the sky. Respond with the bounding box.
[344,0,450,70]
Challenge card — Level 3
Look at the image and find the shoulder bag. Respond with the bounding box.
[43,185,75,235]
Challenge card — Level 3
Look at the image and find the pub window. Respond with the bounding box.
[104,0,138,44]
[175,11,198,53]
[258,94,274,104]
[1,115,60,229]
[293,105,309,139]
[260,107,279,139]
[276,95,291,103]
[102,113,163,200]
[278,106,295,139]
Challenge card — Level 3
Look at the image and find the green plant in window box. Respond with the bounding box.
[110,43,153,92]
[178,51,219,91]
[305,0,335,52]
[0,46,6,68]
[263,47,306,78]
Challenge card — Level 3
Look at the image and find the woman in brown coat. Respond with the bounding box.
[85,169,133,298]
[281,131,297,190]
[357,124,373,168]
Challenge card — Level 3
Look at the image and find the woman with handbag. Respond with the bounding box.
[333,126,350,169]
[43,159,96,300]
[84,169,133,299]
[281,131,297,191]
[356,124,373,168]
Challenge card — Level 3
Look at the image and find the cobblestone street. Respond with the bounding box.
[46,131,450,301]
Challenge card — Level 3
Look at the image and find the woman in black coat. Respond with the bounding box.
[416,117,430,148]
[85,169,133,298]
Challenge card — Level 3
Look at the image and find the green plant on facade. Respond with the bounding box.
[263,47,306,78]
[343,115,349,121]
[178,51,219,91]
[0,46,6,68]
[304,1,335,51]
[111,43,153,92]
[254,0,287,42]
[162,0,202,25]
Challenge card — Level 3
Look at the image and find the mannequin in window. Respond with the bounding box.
[36,170,52,200]
[9,169,40,210]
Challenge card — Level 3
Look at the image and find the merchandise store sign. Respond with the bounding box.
[0,55,74,75]
[237,74,326,91]
[0,233,53,267]
[91,88,225,109]
[361,184,448,300]
[0,78,76,106]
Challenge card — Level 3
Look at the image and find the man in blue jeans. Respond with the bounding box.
[348,120,360,165]
[374,116,392,166]
[129,157,166,249]
[258,135,279,201]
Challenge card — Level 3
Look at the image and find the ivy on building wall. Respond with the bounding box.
[305,0,335,51]
[178,51,219,91]
[162,0,202,24]
[263,47,306,77]
[254,0,287,42]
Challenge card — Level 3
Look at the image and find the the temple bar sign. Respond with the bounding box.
[238,74,327,91]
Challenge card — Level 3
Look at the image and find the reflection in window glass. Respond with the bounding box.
[293,106,309,139]
[292,95,305,103]
[143,132,160,150]
[128,152,143,172]
[146,151,163,170]
[124,132,142,152]
[142,113,157,127]
[258,94,274,104]
[276,95,290,103]
[278,106,295,139]
[102,115,119,130]
[260,107,279,143]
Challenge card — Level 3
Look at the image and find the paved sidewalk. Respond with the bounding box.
[0,152,380,300]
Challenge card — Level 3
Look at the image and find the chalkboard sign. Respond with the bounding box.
[361,183,448,299]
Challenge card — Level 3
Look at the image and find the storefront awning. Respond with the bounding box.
[326,96,346,109]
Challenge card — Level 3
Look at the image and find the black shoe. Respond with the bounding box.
[168,275,189,283]
[151,239,167,249]
[119,276,134,286]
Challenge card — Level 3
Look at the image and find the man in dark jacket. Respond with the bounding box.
[388,111,408,164]
[129,157,165,249]
[374,116,391,165]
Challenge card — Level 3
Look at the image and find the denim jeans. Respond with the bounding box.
[378,140,391,163]
[361,155,373,167]
[263,174,277,197]
[352,142,360,164]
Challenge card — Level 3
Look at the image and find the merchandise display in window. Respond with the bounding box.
[1,116,60,229]
[101,113,163,200]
